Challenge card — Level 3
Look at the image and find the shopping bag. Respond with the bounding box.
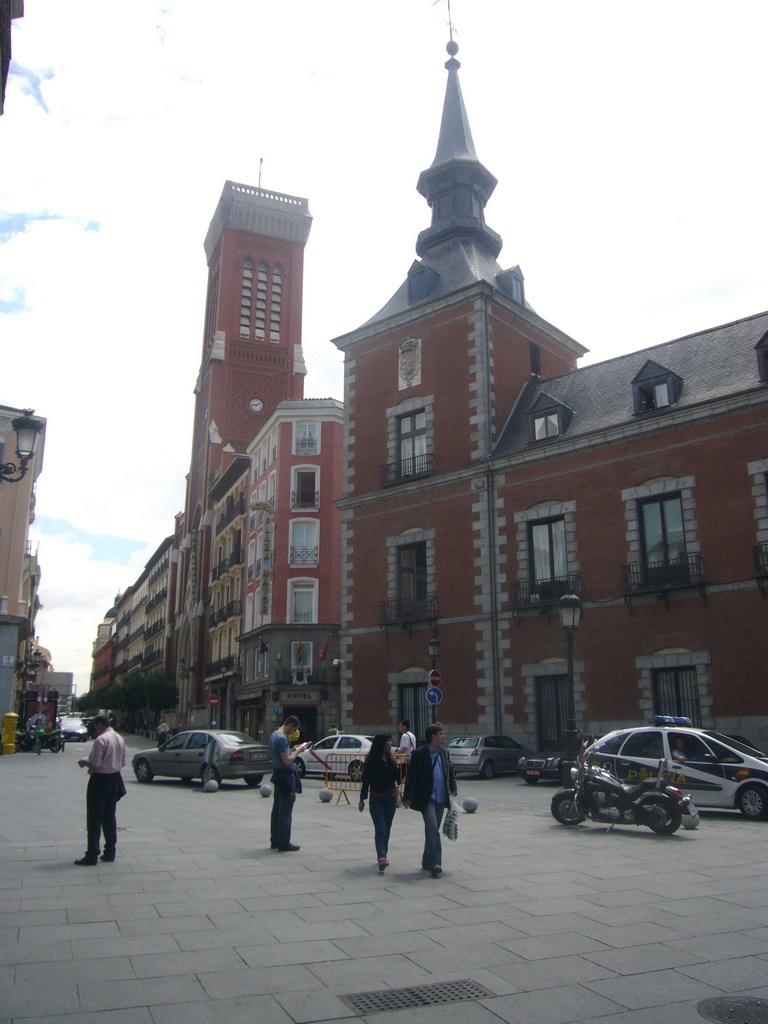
[442,801,459,841]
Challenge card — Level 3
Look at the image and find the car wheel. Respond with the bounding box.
[201,764,221,785]
[134,758,154,783]
[348,759,363,783]
[523,776,539,785]
[478,759,495,780]
[551,790,586,825]
[738,783,768,820]
[244,774,263,787]
[296,758,307,778]
[642,797,682,835]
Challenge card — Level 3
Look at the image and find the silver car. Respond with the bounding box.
[448,734,533,779]
[132,729,271,786]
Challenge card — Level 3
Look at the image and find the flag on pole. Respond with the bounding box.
[295,634,302,665]
[259,638,268,655]
[316,634,331,662]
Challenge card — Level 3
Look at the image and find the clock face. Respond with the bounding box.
[249,398,264,412]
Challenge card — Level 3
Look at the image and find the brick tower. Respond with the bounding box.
[175,183,312,723]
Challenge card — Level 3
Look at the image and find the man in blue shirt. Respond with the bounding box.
[403,723,457,877]
[269,716,307,852]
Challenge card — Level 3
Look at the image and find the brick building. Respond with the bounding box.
[237,398,344,741]
[333,42,768,746]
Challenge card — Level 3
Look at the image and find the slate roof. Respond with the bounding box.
[364,239,519,327]
[493,310,768,459]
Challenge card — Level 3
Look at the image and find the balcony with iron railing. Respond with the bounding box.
[381,452,435,488]
[512,574,582,611]
[216,495,246,536]
[143,618,165,641]
[295,439,318,456]
[205,654,239,679]
[379,595,438,629]
[143,647,162,666]
[290,546,319,566]
[623,554,705,595]
[148,559,169,587]
[146,587,167,613]
[291,491,320,511]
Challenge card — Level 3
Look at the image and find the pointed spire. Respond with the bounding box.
[416,41,502,260]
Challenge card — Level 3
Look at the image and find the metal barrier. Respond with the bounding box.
[310,750,408,805]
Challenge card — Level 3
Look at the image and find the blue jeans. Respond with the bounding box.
[369,794,397,860]
[421,800,444,870]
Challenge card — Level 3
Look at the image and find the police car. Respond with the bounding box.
[583,717,768,820]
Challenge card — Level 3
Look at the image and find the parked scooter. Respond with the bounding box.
[551,757,698,835]
[15,727,65,754]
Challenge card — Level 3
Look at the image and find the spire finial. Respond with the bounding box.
[445,38,459,71]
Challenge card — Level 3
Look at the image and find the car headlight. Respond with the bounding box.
[547,757,561,768]
[518,757,526,767]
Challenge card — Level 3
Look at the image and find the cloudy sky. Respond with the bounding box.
[2,1,767,693]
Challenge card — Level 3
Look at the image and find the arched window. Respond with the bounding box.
[240,258,253,338]
[270,264,282,343]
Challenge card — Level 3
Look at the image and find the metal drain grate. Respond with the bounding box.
[698,997,768,1024]
[342,979,493,1015]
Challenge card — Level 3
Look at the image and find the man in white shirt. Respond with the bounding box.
[75,714,127,865]
[396,720,417,765]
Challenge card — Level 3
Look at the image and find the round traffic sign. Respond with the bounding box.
[208,696,220,706]
[428,669,442,686]
[426,686,443,705]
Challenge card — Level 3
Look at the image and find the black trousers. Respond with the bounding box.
[270,776,296,847]
[86,773,122,856]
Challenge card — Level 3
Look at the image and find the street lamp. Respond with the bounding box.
[558,593,582,772]
[1,410,44,484]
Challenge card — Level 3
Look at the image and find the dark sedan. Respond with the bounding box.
[132,729,271,786]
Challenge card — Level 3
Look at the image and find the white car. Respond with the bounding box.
[296,734,374,780]
[584,717,768,820]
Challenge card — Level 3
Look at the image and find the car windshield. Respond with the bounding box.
[449,737,481,748]
[704,731,767,758]
[217,732,259,746]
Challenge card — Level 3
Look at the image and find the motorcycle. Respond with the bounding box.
[551,757,699,835]
[15,727,65,754]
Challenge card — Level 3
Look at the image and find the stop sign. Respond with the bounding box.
[428,669,441,686]
[208,696,220,707]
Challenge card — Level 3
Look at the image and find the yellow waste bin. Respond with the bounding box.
[2,712,19,755]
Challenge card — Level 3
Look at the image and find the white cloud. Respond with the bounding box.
[4,0,768,687]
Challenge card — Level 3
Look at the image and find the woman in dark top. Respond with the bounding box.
[359,733,401,871]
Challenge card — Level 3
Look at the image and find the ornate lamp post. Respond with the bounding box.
[1,410,44,484]
[558,593,582,777]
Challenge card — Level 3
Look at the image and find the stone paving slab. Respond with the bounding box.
[3,737,768,1023]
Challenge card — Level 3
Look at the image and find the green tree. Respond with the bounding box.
[143,672,178,714]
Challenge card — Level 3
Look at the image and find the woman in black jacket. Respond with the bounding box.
[359,733,401,871]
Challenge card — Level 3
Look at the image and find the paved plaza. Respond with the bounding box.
[2,734,768,1024]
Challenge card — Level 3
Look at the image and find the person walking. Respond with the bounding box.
[358,733,401,871]
[155,717,170,747]
[402,722,457,878]
[269,715,308,852]
[74,713,127,865]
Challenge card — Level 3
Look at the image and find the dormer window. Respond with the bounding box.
[534,413,559,440]
[528,393,573,443]
[407,261,439,304]
[756,332,768,382]
[496,265,525,306]
[632,360,683,416]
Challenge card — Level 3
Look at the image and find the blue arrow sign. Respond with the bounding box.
[426,687,443,705]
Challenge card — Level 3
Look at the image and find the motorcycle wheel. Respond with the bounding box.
[551,789,586,825]
[642,798,682,835]
[49,737,64,753]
